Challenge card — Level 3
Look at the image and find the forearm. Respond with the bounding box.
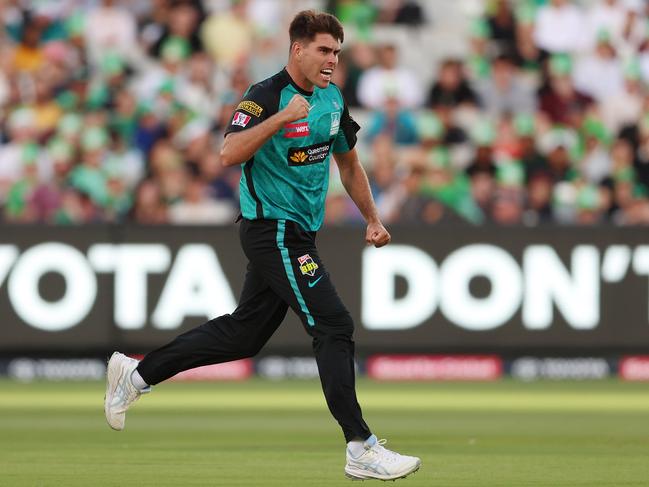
[339,161,380,224]
[220,112,288,166]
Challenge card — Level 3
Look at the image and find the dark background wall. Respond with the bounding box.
[1,225,648,356]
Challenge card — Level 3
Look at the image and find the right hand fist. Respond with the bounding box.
[282,94,310,123]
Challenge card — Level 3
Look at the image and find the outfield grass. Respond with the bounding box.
[1,379,649,486]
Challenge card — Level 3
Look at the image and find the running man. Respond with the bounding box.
[105,10,421,481]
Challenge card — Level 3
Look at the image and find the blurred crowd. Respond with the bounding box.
[2,0,649,226]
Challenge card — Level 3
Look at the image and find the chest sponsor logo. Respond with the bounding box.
[330,112,341,136]
[236,100,263,117]
[298,254,319,277]
[232,112,251,127]
[284,122,310,138]
[287,140,333,166]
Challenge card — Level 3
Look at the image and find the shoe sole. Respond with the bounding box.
[104,352,127,431]
[345,462,421,481]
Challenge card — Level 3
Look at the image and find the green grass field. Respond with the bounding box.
[2,379,649,486]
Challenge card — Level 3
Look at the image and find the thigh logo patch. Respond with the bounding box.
[298,254,319,276]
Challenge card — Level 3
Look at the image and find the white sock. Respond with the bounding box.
[347,435,375,458]
[130,369,149,391]
[347,440,365,458]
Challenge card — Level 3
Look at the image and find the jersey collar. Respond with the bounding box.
[281,68,314,97]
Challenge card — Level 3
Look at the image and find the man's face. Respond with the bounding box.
[295,33,341,89]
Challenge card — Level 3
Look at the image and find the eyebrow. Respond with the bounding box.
[318,46,341,55]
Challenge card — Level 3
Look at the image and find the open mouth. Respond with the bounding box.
[320,68,333,81]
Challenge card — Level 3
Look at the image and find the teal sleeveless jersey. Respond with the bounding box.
[224,68,359,231]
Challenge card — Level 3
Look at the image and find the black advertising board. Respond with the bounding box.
[1,225,648,354]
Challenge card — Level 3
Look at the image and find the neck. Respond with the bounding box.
[286,61,314,93]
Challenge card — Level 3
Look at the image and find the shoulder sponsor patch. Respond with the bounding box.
[237,100,263,117]
[284,122,310,138]
[287,139,333,166]
[298,254,319,276]
[232,112,251,127]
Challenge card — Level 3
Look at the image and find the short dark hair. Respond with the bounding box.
[289,10,344,46]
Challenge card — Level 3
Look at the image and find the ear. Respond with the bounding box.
[291,41,303,60]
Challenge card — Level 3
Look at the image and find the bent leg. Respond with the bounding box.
[247,219,371,442]
[137,262,288,385]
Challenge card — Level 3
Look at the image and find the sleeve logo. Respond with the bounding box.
[236,100,263,117]
[232,112,251,127]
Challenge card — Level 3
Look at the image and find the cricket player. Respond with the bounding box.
[105,10,421,481]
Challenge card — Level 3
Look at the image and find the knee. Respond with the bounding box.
[240,342,264,359]
[312,331,356,358]
[313,311,354,337]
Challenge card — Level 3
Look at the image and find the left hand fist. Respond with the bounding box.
[365,221,391,248]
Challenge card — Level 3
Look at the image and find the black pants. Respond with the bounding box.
[137,218,372,443]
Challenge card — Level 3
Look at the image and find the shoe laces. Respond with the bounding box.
[366,439,403,464]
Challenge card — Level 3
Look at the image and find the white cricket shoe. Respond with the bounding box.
[345,435,421,481]
[104,352,150,431]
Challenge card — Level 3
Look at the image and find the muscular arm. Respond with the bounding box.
[334,148,391,247]
[220,94,310,167]
[220,113,288,167]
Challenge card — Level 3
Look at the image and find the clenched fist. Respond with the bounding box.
[366,221,391,248]
[281,94,310,124]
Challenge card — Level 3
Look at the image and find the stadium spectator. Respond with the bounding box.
[491,185,525,225]
[85,0,138,68]
[583,0,631,51]
[377,0,425,27]
[573,30,624,101]
[149,0,205,60]
[600,60,644,133]
[533,0,587,54]
[1,0,649,227]
[11,16,47,73]
[523,169,554,225]
[393,160,445,224]
[466,19,493,80]
[330,0,378,37]
[427,58,479,109]
[629,115,649,190]
[201,0,254,68]
[513,4,544,77]
[357,43,423,110]
[469,166,495,218]
[466,120,497,180]
[131,178,169,224]
[539,54,595,126]
[487,0,517,56]
[168,169,236,224]
[538,128,579,183]
[368,135,404,223]
[336,41,376,107]
[365,97,418,146]
[0,109,39,201]
[579,118,613,183]
[474,54,537,118]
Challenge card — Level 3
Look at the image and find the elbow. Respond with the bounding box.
[219,145,236,167]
